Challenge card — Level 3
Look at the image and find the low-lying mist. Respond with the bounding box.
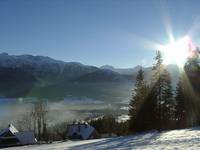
[0,97,128,129]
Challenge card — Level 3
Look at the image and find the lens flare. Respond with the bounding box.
[159,36,196,68]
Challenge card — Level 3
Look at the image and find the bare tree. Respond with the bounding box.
[16,111,33,131]
[32,101,48,141]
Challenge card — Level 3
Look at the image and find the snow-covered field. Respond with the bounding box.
[3,127,200,150]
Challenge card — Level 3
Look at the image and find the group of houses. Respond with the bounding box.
[0,122,99,148]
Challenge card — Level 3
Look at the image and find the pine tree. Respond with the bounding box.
[151,50,164,129]
[150,50,174,129]
[175,75,187,128]
[160,69,174,128]
[175,48,200,128]
[184,48,200,126]
[128,68,149,132]
[129,51,174,132]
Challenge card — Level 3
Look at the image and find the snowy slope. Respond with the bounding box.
[3,127,200,150]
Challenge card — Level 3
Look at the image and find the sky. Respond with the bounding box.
[0,0,200,68]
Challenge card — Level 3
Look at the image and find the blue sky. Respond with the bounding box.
[0,0,200,68]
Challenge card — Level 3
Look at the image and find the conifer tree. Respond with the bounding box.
[129,68,149,132]
[150,50,174,129]
[177,52,200,127]
[175,75,187,128]
[175,48,200,128]
[151,50,164,129]
[129,51,174,131]
[160,69,174,128]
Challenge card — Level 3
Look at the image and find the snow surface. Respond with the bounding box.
[3,127,200,150]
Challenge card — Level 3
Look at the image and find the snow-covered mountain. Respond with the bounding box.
[0,53,99,81]
[0,53,179,98]
[0,53,139,83]
[101,65,142,75]
[0,52,63,67]
[0,53,135,98]
[101,64,180,84]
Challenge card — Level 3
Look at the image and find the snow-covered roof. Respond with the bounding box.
[68,123,95,140]
[0,124,19,137]
[15,132,37,145]
[0,124,36,145]
[8,124,19,134]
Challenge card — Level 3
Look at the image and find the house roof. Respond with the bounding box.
[0,124,18,137]
[0,124,36,145]
[68,123,95,140]
[15,131,37,144]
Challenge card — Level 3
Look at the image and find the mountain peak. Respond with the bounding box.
[100,65,115,70]
[0,52,9,56]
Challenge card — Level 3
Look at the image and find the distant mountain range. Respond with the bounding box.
[0,53,180,101]
[100,65,142,75]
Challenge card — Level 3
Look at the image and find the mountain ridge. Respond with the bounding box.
[0,53,180,99]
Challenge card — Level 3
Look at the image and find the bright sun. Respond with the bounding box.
[159,36,194,68]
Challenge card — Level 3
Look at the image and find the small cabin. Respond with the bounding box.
[67,122,99,140]
[0,124,37,147]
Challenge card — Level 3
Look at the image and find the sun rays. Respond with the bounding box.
[159,36,193,68]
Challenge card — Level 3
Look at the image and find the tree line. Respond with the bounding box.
[129,50,200,132]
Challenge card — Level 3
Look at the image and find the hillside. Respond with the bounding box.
[75,69,128,82]
[4,127,200,150]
